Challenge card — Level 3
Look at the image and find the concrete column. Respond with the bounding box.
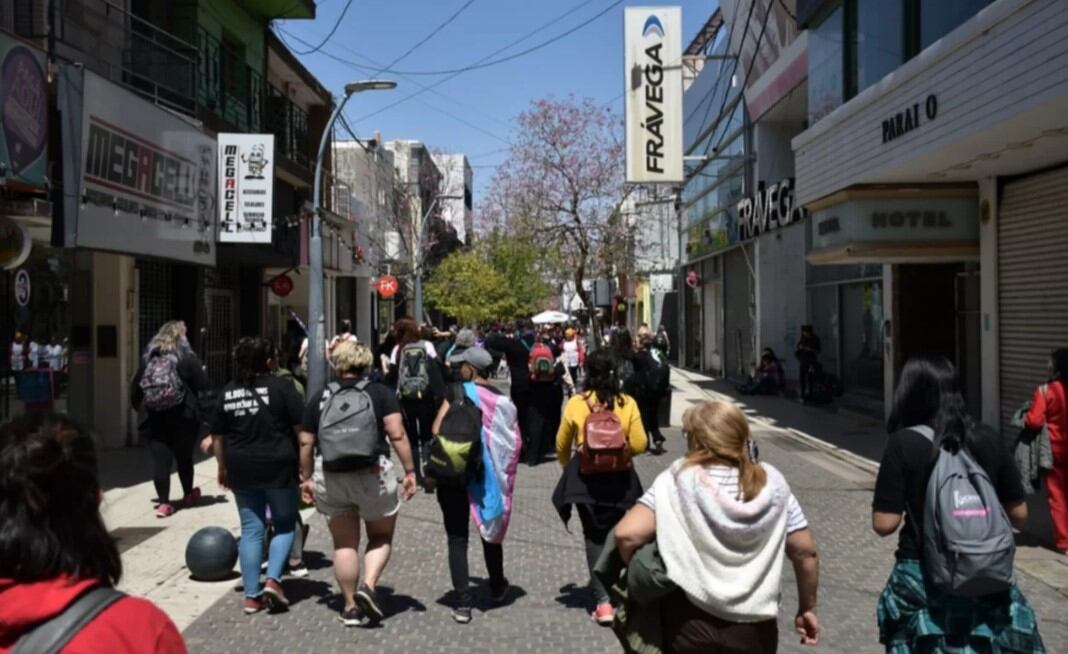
[355,276,372,343]
[92,252,134,448]
[978,178,999,427]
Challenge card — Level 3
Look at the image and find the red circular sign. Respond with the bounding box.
[375,274,399,299]
[269,274,294,297]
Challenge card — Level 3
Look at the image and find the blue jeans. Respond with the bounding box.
[234,487,298,598]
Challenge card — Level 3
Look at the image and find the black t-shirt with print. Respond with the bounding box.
[302,379,403,463]
[872,423,1025,560]
[210,375,304,490]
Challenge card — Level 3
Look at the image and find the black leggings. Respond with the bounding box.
[401,398,436,482]
[148,418,199,503]
[437,483,504,596]
[577,504,625,606]
[639,395,663,441]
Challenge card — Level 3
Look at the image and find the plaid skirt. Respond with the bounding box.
[877,559,1045,653]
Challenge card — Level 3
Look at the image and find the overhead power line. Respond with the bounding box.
[289,0,354,55]
[373,0,478,76]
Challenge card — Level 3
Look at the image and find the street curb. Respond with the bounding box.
[671,367,880,477]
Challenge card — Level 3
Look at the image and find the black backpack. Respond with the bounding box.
[425,383,483,485]
[646,349,671,394]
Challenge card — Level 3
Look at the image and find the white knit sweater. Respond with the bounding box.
[653,460,790,622]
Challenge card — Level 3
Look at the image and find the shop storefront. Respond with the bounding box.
[56,65,218,445]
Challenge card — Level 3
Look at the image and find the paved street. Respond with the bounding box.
[178,372,1068,653]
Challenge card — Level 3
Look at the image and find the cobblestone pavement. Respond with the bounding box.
[183,410,1068,652]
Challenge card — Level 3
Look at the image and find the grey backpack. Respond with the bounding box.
[397,342,431,399]
[916,426,1015,597]
[318,381,379,471]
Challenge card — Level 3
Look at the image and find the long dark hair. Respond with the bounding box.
[393,318,420,348]
[0,414,122,584]
[233,336,271,386]
[584,349,623,409]
[1050,349,1068,383]
[609,328,634,357]
[888,355,972,452]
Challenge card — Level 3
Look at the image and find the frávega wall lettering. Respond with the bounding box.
[736,178,808,241]
[625,7,683,183]
[882,94,938,144]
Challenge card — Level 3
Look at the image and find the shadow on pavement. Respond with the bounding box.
[282,578,332,607]
[554,582,591,611]
[432,578,529,611]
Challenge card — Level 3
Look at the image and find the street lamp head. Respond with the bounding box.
[344,80,398,95]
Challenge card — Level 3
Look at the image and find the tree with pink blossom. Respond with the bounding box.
[481,96,634,336]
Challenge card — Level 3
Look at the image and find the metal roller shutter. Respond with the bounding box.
[998,165,1068,436]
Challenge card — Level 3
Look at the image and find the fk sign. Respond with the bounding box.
[375,275,399,299]
[624,7,683,184]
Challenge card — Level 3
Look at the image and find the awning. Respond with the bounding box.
[807,240,980,265]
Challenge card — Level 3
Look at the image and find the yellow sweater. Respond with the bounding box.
[556,391,648,465]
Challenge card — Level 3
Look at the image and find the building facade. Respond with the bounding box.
[430,152,474,245]
[0,0,358,446]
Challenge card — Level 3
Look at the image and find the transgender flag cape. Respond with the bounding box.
[464,382,523,544]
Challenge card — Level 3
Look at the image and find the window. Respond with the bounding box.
[920,0,992,49]
[854,0,905,94]
[808,4,845,124]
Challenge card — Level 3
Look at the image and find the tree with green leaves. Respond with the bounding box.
[423,250,511,325]
[476,230,555,319]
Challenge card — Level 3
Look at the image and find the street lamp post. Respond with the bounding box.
[412,194,462,324]
[308,80,396,400]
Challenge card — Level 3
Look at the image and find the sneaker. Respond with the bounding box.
[243,596,266,615]
[592,602,614,626]
[338,606,368,628]
[287,561,309,578]
[451,605,472,624]
[490,578,511,605]
[155,503,176,518]
[262,579,290,612]
[181,487,202,509]
[355,583,383,622]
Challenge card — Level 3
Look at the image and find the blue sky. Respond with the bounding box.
[277,0,715,195]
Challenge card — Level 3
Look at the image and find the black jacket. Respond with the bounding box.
[486,334,536,395]
[130,349,211,433]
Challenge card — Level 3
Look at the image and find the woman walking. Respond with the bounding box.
[873,355,1045,652]
[0,414,187,652]
[553,349,648,625]
[429,347,522,624]
[613,400,820,652]
[300,341,417,627]
[207,337,305,615]
[1024,348,1068,554]
[131,320,210,518]
[388,318,444,488]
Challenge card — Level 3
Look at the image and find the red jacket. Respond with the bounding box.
[0,577,187,653]
[1025,380,1068,446]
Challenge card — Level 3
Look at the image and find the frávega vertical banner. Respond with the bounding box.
[218,133,274,243]
[625,6,683,184]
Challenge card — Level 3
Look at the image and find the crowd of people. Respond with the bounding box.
[0,315,1060,653]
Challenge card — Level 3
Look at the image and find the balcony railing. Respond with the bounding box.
[37,0,315,171]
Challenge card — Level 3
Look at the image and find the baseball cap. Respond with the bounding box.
[455,328,476,348]
[448,346,493,372]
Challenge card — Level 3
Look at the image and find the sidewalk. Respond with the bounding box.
[169,369,1068,652]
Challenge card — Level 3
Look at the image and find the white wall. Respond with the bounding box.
[756,224,806,380]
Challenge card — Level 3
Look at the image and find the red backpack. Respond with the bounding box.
[579,397,632,475]
[528,342,556,382]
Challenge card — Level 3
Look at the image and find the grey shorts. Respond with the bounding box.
[313,455,400,521]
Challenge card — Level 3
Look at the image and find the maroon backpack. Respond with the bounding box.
[579,398,632,475]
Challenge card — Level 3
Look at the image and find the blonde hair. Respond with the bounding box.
[331,340,373,376]
[681,400,766,501]
[636,325,654,345]
[148,321,187,354]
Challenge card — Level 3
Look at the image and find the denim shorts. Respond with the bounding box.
[314,455,400,521]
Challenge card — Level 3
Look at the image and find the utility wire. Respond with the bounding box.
[372,0,478,76]
[289,0,354,54]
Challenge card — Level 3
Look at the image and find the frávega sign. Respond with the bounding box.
[218,133,274,243]
[736,178,808,241]
[625,7,683,184]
